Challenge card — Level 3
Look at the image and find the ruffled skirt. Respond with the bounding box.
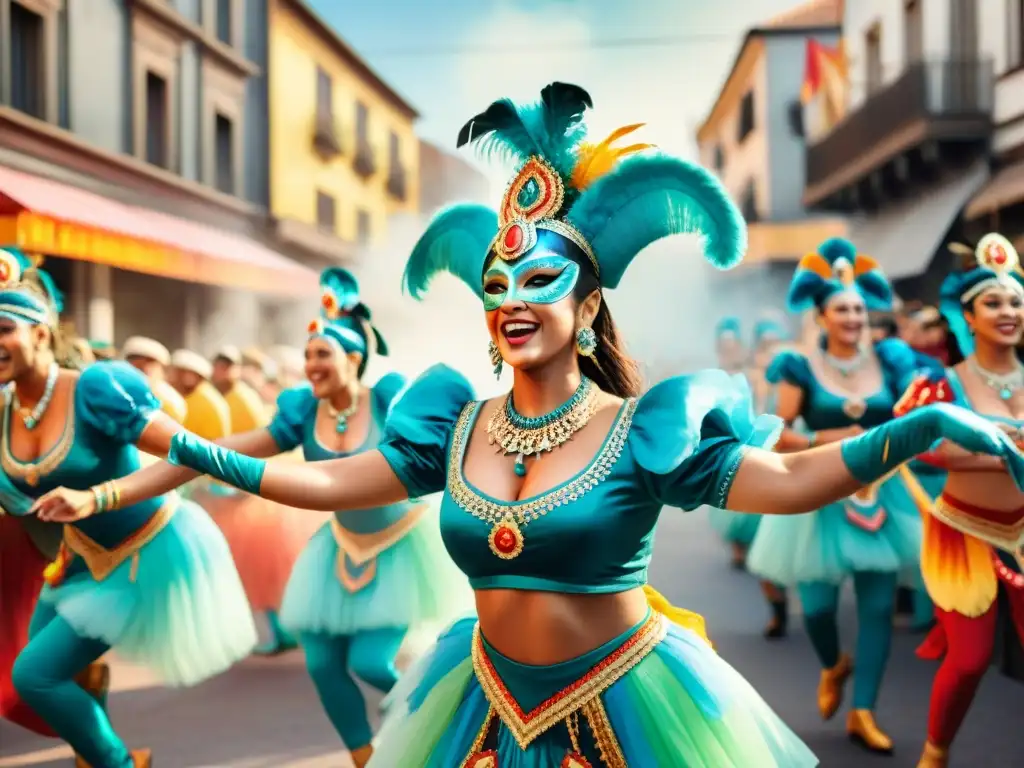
[747,470,921,586]
[190,480,326,611]
[369,609,817,767]
[280,499,471,636]
[707,507,762,547]
[40,499,257,686]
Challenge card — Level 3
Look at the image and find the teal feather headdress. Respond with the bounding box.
[0,247,63,325]
[403,82,747,301]
[308,267,388,376]
[715,316,741,341]
[753,317,790,344]
[940,234,1024,355]
[786,238,892,313]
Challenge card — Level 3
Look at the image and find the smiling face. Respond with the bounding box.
[966,285,1024,350]
[820,290,867,347]
[0,316,49,384]
[482,233,597,373]
[304,335,361,399]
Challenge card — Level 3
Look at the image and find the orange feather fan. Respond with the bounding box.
[570,124,654,190]
[796,251,832,278]
[853,254,879,274]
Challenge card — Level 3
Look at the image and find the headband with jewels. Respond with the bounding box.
[785,237,892,313]
[0,247,64,325]
[401,82,747,302]
[307,267,389,375]
[939,233,1024,355]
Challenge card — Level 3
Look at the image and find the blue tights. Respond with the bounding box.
[11,601,132,768]
[301,627,407,751]
[798,571,897,710]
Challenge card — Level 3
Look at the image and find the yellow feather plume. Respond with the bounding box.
[571,123,655,190]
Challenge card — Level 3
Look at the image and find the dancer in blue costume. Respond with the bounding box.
[0,260,256,768]
[746,238,935,754]
[34,83,1024,768]
[709,316,793,638]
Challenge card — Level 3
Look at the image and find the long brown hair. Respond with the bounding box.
[573,266,643,398]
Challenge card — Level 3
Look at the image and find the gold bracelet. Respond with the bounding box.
[107,480,122,511]
[90,484,108,514]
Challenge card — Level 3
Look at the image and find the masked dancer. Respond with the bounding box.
[0,258,256,767]
[893,234,1024,768]
[33,83,1024,768]
[746,239,934,753]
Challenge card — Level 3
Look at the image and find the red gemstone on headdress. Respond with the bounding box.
[504,224,524,252]
[993,249,1007,265]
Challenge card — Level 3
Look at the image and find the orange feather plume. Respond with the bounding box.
[570,124,654,190]
[796,252,833,278]
[853,254,879,275]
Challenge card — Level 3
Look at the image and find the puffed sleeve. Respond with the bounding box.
[765,349,812,391]
[372,371,409,414]
[875,337,940,399]
[630,370,783,511]
[76,361,160,444]
[267,384,318,452]
[377,364,475,498]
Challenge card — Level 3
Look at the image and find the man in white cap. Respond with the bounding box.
[170,349,231,441]
[211,345,268,433]
[122,336,187,423]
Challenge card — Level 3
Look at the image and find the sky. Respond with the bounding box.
[306,0,807,192]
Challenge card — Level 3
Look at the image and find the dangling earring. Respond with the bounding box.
[487,340,503,379]
[575,327,597,357]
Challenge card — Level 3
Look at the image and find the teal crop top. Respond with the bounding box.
[766,338,920,431]
[378,365,783,594]
[267,372,420,536]
[0,361,165,551]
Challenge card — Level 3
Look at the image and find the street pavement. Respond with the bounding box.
[1,509,1020,767]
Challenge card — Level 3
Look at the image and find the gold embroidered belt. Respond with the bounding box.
[44,501,176,587]
[463,612,667,766]
[330,504,427,593]
[933,493,1024,554]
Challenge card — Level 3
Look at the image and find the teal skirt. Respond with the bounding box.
[40,497,257,686]
[746,472,921,586]
[707,507,762,547]
[279,500,471,636]
[369,612,817,767]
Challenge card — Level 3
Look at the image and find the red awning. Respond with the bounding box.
[0,166,318,296]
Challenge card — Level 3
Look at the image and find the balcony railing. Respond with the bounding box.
[387,166,407,200]
[353,139,376,177]
[312,113,343,159]
[805,59,993,205]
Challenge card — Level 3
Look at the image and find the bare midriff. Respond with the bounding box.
[474,586,650,665]
[944,470,1024,515]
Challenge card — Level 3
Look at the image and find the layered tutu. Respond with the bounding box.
[190,480,326,611]
[707,507,762,547]
[40,499,257,686]
[0,514,55,736]
[280,498,471,636]
[370,610,817,767]
[747,472,922,586]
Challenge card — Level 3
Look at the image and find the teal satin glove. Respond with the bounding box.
[168,432,266,495]
[841,403,1024,489]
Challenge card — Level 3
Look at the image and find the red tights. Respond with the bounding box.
[922,595,1024,747]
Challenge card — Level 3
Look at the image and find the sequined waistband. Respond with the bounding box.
[934,493,1024,553]
[329,503,426,593]
[64,500,176,582]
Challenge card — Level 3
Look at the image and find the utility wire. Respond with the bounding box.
[359,33,742,58]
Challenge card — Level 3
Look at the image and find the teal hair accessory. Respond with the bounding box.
[715,317,741,340]
[939,234,1024,355]
[786,237,892,313]
[310,267,389,376]
[0,247,62,325]
[753,317,790,344]
[403,82,746,303]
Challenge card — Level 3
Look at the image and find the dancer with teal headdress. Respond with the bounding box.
[0,250,256,768]
[746,238,935,754]
[33,83,1024,768]
[715,316,746,374]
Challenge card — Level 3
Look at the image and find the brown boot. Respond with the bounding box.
[350,744,373,768]
[75,748,151,768]
[75,661,111,703]
[916,741,948,768]
[817,653,852,720]
[846,709,894,753]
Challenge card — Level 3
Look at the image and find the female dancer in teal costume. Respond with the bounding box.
[709,316,792,638]
[746,238,931,754]
[0,263,256,768]
[33,83,1024,768]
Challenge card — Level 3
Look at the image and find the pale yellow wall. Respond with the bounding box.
[697,42,771,219]
[268,0,419,246]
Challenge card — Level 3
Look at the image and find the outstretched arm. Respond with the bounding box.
[727,443,863,513]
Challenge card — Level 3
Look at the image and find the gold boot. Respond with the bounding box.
[846,709,894,753]
[350,744,373,768]
[916,741,948,768]
[817,653,852,720]
[75,749,151,768]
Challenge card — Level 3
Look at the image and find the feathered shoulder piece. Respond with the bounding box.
[786,237,892,313]
[404,82,747,301]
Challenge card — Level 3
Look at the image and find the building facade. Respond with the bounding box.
[803,0,992,298]
[418,140,491,216]
[0,0,318,353]
[695,0,847,314]
[266,0,420,267]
